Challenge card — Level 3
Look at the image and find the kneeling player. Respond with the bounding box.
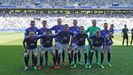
[23,32,40,70]
[38,30,58,70]
[56,24,73,68]
[89,31,105,68]
[73,26,91,68]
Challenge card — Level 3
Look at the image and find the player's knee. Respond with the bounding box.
[33,53,37,57]
[24,52,29,57]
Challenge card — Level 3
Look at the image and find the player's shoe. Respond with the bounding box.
[73,64,77,68]
[33,66,38,70]
[69,65,73,69]
[53,66,60,70]
[71,62,74,65]
[85,64,88,68]
[108,63,112,67]
[38,66,43,70]
[24,66,29,71]
[100,65,104,69]
[77,62,82,65]
[88,65,92,69]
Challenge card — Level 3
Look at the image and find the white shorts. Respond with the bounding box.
[70,43,76,51]
[54,42,61,50]
[91,46,103,53]
[58,43,69,54]
[104,46,112,53]
[41,47,55,54]
[24,48,38,56]
[75,45,87,53]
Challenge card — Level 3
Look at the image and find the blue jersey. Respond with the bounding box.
[75,32,88,46]
[38,27,51,44]
[101,30,113,46]
[25,27,39,36]
[23,36,40,49]
[89,35,105,47]
[69,26,80,43]
[109,28,114,34]
[41,34,55,47]
[50,25,64,42]
[56,30,74,44]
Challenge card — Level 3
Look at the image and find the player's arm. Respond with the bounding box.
[24,29,29,37]
[85,27,90,33]
[23,39,27,52]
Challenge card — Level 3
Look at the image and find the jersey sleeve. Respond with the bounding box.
[85,27,90,33]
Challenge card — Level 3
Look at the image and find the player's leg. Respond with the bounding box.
[24,51,30,70]
[107,46,112,67]
[95,50,99,65]
[45,51,48,65]
[31,52,35,67]
[33,48,38,70]
[38,48,45,70]
[77,49,82,65]
[62,50,66,65]
[83,46,88,68]
[126,36,128,46]
[89,47,95,68]
[130,36,133,45]
[99,47,104,69]
[122,37,125,46]
[71,43,75,65]
[67,48,73,68]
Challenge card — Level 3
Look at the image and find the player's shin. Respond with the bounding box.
[107,52,111,63]
[62,50,65,64]
[89,51,94,65]
[78,50,81,62]
[95,50,99,63]
[45,51,48,65]
[84,53,87,64]
[40,55,43,66]
[24,55,29,67]
[100,52,104,65]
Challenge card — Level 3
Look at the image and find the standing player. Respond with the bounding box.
[50,18,65,65]
[130,28,133,45]
[122,24,129,46]
[85,20,100,64]
[38,20,50,66]
[69,20,80,65]
[73,26,91,68]
[89,31,105,68]
[101,23,113,67]
[56,24,73,68]
[38,30,59,70]
[23,32,40,70]
[25,21,39,67]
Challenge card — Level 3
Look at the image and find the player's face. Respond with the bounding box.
[42,21,47,27]
[73,20,77,26]
[29,32,34,37]
[110,24,114,28]
[80,27,84,33]
[57,19,62,25]
[92,20,96,27]
[96,31,100,38]
[64,25,69,32]
[46,32,50,37]
[104,24,108,30]
[30,21,35,27]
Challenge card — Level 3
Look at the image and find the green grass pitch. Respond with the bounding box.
[0,32,133,75]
